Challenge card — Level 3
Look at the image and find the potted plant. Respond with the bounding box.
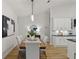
[28,30,36,40]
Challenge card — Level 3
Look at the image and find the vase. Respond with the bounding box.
[30,36,35,41]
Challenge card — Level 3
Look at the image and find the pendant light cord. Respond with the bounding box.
[31,0,33,15]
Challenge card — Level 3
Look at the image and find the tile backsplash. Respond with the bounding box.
[53,29,76,35]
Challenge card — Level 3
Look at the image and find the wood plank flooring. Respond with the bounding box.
[46,45,68,59]
[5,44,68,59]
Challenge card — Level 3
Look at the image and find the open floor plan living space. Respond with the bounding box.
[2,0,76,59]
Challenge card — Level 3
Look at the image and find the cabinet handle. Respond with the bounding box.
[71,19,72,29]
[74,53,76,59]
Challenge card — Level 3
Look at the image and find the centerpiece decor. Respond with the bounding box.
[27,26,37,41]
[28,30,36,36]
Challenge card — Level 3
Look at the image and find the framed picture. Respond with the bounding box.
[2,15,15,38]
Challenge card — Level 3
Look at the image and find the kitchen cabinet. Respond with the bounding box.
[66,39,76,59]
[50,17,72,44]
[52,35,76,47]
[52,35,76,59]
[52,36,67,47]
[52,18,71,30]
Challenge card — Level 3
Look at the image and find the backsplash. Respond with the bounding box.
[53,29,76,35]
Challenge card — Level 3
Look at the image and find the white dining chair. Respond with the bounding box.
[16,36,22,44]
[16,36,26,59]
[43,36,49,44]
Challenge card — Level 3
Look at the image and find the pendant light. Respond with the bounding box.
[31,0,34,21]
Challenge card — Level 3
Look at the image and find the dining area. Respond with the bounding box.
[5,34,48,59]
[4,24,68,59]
[3,23,49,59]
[5,34,68,59]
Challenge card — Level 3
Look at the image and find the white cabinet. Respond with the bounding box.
[67,40,76,59]
[52,36,76,59]
[52,36,76,47]
[52,36,67,47]
[52,18,71,30]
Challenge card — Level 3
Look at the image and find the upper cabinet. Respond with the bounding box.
[52,18,71,30]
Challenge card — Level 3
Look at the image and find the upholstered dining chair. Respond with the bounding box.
[16,36,26,59]
[39,36,49,59]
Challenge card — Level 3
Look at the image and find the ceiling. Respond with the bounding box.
[4,0,76,16]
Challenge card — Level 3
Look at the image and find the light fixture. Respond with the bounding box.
[47,0,50,3]
[31,0,34,21]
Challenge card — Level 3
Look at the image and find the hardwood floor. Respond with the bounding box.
[46,45,68,59]
[5,44,68,59]
[5,47,19,59]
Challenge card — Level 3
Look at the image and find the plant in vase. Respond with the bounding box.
[28,30,36,41]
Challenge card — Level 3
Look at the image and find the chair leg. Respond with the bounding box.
[18,51,23,59]
[18,51,26,59]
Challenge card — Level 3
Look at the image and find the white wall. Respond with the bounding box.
[50,3,76,32]
[17,11,50,40]
[2,0,18,58]
[51,4,76,18]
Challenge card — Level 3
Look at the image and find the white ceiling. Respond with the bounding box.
[4,0,76,16]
